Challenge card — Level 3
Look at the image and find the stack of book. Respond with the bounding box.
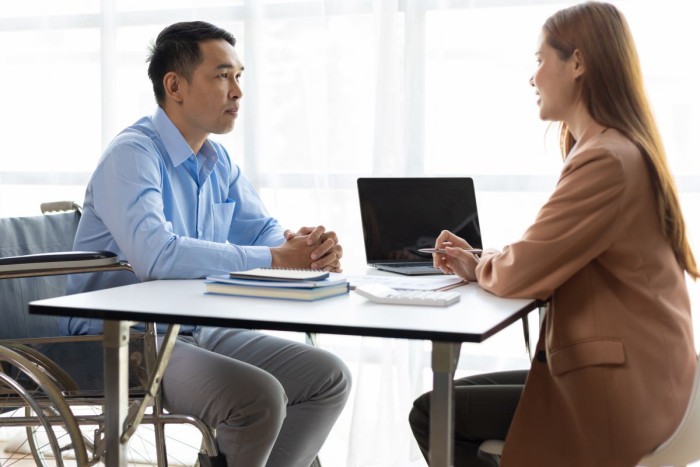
[205,268,349,301]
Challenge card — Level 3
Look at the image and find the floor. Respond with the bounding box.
[0,425,199,467]
[0,439,163,466]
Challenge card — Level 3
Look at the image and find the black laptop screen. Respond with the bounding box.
[357,177,482,263]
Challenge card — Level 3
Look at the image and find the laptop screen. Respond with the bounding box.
[357,177,482,264]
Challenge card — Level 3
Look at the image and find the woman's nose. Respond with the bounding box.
[529,75,535,87]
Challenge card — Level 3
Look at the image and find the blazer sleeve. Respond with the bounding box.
[475,148,626,300]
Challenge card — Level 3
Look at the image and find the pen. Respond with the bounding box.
[418,248,483,255]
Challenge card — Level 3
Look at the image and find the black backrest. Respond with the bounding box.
[0,211,80,339]
[0,210,146,390]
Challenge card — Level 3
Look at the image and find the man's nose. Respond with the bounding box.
[229,81,242,99]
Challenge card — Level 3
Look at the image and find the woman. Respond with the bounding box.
[409,2,698,466]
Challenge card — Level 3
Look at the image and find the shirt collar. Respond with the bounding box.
[152,106,218,168]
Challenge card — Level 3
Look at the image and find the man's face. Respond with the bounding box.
[179,39,243,136]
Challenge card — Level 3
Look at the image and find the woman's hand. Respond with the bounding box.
[434,230,470,249]
[433,230,478,281]
[433,230,470,268]
[437,247,480,281]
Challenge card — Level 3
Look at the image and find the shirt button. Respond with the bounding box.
[536,350,547,363]
[198,230,203,238]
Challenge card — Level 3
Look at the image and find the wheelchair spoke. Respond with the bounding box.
[119,423,202,466]
[3,348,215,467]
[1,455,33,467]
[1,439,39,467]
[138,424,205,451]
[131,429,157,465]
[0,348,88,467]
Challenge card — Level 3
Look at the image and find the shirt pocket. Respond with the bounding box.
[549,338,626,377]
[211,199,236,242]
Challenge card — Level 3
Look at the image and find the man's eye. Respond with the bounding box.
[220,72,229,78]
[236,74,242,81]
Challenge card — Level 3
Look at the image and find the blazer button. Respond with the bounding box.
[536,350,547,362]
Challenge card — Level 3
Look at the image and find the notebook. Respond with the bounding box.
[208,273,346,289]
[357,177,483,275]
[206,273,349,301]
[205,282,349,301]
[229,267,329,282]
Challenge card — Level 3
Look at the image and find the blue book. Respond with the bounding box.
[206,273,347,289]
[205,279,349,301]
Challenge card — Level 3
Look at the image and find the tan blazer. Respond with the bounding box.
[475,124,695,467]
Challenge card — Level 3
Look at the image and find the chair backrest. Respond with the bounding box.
[639,354,700,466]
[0,209,147,390]
[0,211,80,339]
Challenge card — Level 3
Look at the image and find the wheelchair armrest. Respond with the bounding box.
[40,201,82,214]
[0,250,132,279]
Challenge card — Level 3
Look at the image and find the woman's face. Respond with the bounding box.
[530,33,580,122]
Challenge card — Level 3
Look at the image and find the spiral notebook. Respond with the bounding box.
[211,272,345,288]
[228,267,329,282]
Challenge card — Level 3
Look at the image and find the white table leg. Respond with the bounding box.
[104,320,131,467]
[430,341,461,467]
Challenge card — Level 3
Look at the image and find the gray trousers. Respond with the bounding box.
[161,327,351,467]
[409,370,527,467]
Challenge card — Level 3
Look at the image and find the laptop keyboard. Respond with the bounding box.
[382,262,434,268]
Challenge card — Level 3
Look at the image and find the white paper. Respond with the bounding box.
[344,274,466,291]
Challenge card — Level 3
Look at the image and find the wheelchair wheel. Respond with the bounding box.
[72,403,210,466]
[0,345,88,466]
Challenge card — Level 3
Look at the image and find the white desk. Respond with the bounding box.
[30,279,538,467]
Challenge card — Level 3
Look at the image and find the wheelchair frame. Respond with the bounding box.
[0,202,219,466]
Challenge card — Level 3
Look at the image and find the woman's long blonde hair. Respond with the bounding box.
[544,1,698,279]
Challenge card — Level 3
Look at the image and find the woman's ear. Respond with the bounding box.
[163,72,184,103]
[571,48,585,79]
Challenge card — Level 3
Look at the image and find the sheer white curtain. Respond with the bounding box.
[1,1,700,466]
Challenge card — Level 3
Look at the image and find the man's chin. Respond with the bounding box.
[211,123,236,135]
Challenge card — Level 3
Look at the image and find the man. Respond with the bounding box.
[61,21,351,467]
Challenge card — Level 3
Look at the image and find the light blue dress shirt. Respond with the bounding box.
[62,107,286,335]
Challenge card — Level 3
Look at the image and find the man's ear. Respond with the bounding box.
[163,72,184,103]
[571,48,585,80]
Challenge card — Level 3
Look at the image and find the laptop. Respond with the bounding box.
[357,177,483,275]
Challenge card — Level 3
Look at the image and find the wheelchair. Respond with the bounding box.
[0,202,220,466]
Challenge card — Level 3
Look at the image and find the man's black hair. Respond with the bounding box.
[147,21,236,104]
